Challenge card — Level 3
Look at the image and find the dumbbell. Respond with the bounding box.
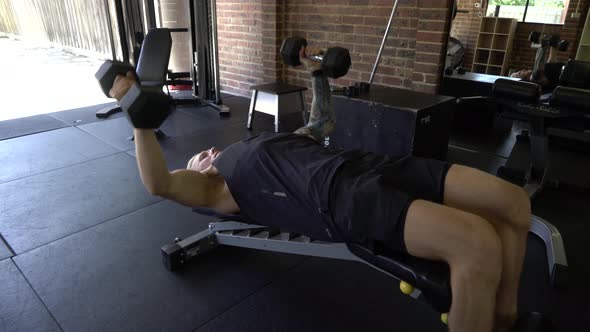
[529,31,542,44]
[557,40,569,51]
[530,32,554,48]
[95,60,135,98]
[529,32,569,51]
[280,37,351,78]
[529,32,553,48]
[545,34,569,51]
[95,60,171,129]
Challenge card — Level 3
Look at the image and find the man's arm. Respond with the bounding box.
[293,46,335,142]
[110,74,222,208]
[133,129,223,208]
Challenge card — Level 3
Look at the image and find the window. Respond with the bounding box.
[486,0,569,25]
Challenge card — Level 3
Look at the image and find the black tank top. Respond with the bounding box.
[212,132,371,241]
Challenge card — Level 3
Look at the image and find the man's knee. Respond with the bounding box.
[450,214,503,285]
[495,180,532,231]
[510,186,532,230]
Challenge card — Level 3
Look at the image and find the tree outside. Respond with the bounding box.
[488,0,565,7]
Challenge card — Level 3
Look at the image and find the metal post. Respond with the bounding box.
[523,0,531,22]
[369,0,400,84]
[143,0,157,30]
[114,0,130,63]
[209,0,222,104]
[103,0,117,60]
[124,0,145,65]
[188,0,198,97]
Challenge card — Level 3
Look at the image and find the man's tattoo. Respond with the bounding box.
[294,74,335,142]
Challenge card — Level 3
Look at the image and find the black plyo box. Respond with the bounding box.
[327,85,455,161]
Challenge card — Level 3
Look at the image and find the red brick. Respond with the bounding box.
[211,0,455,94]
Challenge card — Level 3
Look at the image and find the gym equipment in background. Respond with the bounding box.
[94,29,173,129]
[558,59,590,89]
[95,0,146,119]
[328,85,455,162]
[155,1,229,115]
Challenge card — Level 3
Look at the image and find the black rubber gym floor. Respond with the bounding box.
[1,95,589,332]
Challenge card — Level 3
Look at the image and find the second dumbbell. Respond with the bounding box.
[529,32,569,51]
[280,37,351,78]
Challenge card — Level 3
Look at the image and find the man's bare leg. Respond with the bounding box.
[404,200,503,332]
[443,165,531,332]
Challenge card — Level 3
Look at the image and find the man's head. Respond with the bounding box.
[187,147,221,172]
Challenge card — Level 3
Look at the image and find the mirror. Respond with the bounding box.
[444,0,581,84]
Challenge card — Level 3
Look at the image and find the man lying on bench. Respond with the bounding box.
[110,46,538,332]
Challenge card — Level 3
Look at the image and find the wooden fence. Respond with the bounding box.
[0,0,114,57]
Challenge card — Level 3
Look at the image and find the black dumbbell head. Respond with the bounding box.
[280,37,307,66]
[95,60,135,98]
[558,40,569,52]
[529,31,541,43]
[120,85,172,129]
[322,47,351,78]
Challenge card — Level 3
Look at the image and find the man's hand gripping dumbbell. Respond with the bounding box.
[95,60,171,129]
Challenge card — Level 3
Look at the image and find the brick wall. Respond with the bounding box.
[162,0,588,97]
[450,0,489,70]
[414,2,454,93]
[261,1,285,83]
[508,0,589,71]
[216,1,266,96]
[214,0,453,97]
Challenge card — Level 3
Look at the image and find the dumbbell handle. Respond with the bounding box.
[308,53,325,63]
[95,60,137,98]
[296,49,326,65]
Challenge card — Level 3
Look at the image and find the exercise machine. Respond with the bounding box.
[96,0,230,119]
[96,0,148,119]
[94,28,173,139]
[160,0,229,115]
[158,2,566,327]
[159,83,573,328]
[493,78,590,287]
[162,211,563,326]
[162,212,452,323]
[558,59,590,89]
[494,78,590,195]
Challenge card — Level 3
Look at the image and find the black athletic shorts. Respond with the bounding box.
[328,155,452,254]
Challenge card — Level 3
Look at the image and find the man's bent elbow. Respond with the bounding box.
[142,176,172,197]
[145,183,166,197]
[323,120,335,138]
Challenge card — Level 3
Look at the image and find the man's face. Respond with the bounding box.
[187,147,221,172]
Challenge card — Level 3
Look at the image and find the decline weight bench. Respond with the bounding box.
[161,209,565,324]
